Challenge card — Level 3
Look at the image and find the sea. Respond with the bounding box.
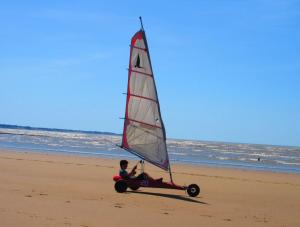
[0,125,299,174]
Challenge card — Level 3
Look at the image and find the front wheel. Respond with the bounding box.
[114,180,128,193]
[187,184,200,197]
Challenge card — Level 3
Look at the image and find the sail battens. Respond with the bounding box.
[122,29,170,171]
[126,118,162,129]
[130,45,147,51]
[130,69,153,77]
[130,94,158,103]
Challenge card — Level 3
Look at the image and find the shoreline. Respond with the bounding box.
[1,145,300,175]
[1,148,300,226]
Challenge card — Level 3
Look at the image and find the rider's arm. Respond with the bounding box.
[129,165,137,177]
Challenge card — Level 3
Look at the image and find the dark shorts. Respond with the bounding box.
[135,173,146,180]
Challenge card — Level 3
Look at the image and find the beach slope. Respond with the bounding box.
[1,149,300,227]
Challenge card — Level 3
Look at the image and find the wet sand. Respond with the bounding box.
[1,149,300,227]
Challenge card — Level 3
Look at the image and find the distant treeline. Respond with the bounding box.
[0,124,120,136]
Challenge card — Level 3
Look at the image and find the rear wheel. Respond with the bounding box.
[187,184,200,197]
[114,180,128,193]
[129,184,140,191]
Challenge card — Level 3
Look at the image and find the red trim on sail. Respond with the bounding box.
[130,94,157,103]
[127,118,162,129]
[122,120,129,148]
[122,31,144,148]
[131,31,143,46]
[130,69,153,77]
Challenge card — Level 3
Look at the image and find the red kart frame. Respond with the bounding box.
[113,175,199,197]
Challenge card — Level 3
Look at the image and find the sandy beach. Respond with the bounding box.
[1,149,300,227]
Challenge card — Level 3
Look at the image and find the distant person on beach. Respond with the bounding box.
[257,157,261,162]
[119,160,162,182]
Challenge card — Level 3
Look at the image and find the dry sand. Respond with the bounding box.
[0,149,300,227]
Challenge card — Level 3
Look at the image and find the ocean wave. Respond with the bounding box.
[1,128,300,174]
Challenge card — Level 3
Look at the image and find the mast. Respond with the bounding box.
[168,163,174,183]
[139,16,144,31]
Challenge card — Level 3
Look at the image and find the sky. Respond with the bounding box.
[1,0,299,146]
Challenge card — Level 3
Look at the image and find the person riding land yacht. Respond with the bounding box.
[119,160,162,182]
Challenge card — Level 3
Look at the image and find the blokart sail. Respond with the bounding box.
[115,18,200,197]
[121,21,169,171]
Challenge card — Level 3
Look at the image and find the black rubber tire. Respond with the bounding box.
[129,184,140,191]
[114,180,128,193]
[187,184,200,197]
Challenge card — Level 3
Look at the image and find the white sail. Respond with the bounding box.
[121,29,169,170]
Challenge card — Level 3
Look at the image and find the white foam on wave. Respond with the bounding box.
[216,156,229,160]
[0,128,121,141]
[192,149,205,152]
[275,160,300,166]
[219,150,246,155]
